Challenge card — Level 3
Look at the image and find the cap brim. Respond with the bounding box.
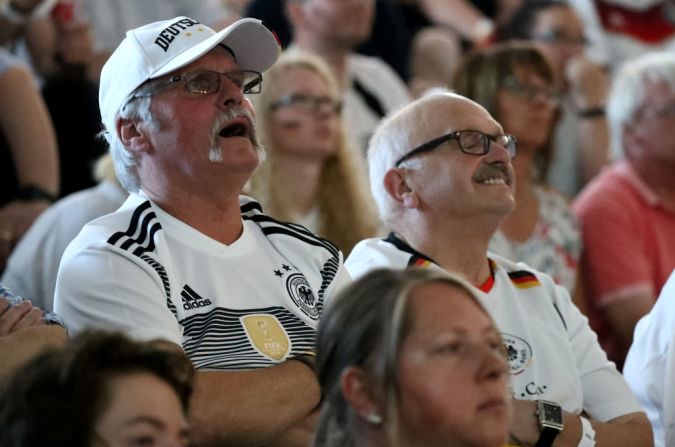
[152,18,280,78]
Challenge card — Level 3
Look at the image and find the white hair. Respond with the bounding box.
[102,97,160,193]
[367,110,413,228]
[607,52,675,160]
[367,90,460,227]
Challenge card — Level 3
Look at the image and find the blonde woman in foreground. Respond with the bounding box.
[314,268,512,447]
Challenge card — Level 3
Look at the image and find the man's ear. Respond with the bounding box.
[383,169,420,209]
[340,366,382,422]
[117,117,151,154]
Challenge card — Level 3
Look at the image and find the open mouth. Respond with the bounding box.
[219,122,249,138]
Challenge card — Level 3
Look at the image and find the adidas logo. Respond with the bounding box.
[181,285,213,310]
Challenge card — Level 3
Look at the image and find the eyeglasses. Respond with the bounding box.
[532,30,588,47]
[270,94,342,114]
[501,77,560,104]
[131,69,263,99]
[394,129,517,167]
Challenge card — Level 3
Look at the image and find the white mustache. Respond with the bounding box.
[208,107,264,163]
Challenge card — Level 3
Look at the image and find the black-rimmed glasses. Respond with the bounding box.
[270,94,342,114]
[394,129,517,167]
[131,69,263,99]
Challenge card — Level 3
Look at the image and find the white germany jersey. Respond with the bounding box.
[346,235,642,422]
[55,193,349,370]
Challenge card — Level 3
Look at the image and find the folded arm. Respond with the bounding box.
[188,359,320,447]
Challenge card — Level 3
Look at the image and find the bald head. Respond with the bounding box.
[367,92,505,225]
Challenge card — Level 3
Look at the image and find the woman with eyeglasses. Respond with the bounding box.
[503,0,611,198]
[453,42,583,305]
[247,50,379,255]
[314,267,512,447]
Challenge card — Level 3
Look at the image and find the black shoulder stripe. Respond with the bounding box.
[105,202,175,319]
[243,213,315,237]
[132,221,162,256]
[552,302,567,331]
[261,226,339,258]
[139,253,175,319]
[507,270,537,280]
[242,212,339,256]
[317,257,339,305]
[240,200,263,214]
[120,211,157,250]
[108,200,152,245]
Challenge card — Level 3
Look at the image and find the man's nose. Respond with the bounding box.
[218,78,244,108]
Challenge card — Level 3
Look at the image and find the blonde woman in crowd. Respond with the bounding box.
[314,268,512,447]
[248,50,379,255]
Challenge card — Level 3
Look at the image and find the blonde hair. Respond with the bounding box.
[314,268,491,447]
[93,153,121,185]
[249,50,379,254]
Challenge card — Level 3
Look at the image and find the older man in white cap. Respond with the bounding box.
[54,17,350,446]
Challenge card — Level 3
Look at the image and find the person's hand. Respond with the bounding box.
[0,297,47,335]
[508,399,540,446]
[566,56,610,110]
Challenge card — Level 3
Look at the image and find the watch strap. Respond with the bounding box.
[535,426,560,447]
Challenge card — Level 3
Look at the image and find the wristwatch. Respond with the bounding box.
[535,400,564,447]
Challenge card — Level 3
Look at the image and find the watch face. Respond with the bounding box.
[542,402,563,424]
[538,400,564,432]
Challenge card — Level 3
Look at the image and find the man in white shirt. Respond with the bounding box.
[54,16,350,447]
[624,269,675,447]
[346,90,651,447]
[285,0,411,152]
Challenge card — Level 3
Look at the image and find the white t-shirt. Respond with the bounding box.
[344,53,411,152]
[2,181,127,311]
[624,270,675,447]
[55,192,350,370]
[346,235,642,421]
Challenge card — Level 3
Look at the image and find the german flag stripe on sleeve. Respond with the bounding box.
[408,257,432,268]
[507,270,541,289]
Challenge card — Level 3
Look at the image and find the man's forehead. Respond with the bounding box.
[405,94,503,138]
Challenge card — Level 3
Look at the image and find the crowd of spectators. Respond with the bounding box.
[1,0,674,446]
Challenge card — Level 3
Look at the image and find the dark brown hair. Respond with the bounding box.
[0,330,194,447]
[453,41,557,180]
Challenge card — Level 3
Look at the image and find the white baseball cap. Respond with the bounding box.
[99,16,281,137]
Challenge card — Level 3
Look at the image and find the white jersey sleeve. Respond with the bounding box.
[55,235,182,346]
[624,270,675,447]
[543,274,641,421]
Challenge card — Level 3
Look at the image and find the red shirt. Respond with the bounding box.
[573,160,675,362]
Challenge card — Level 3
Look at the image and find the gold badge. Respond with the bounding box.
[241,314,290,361]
